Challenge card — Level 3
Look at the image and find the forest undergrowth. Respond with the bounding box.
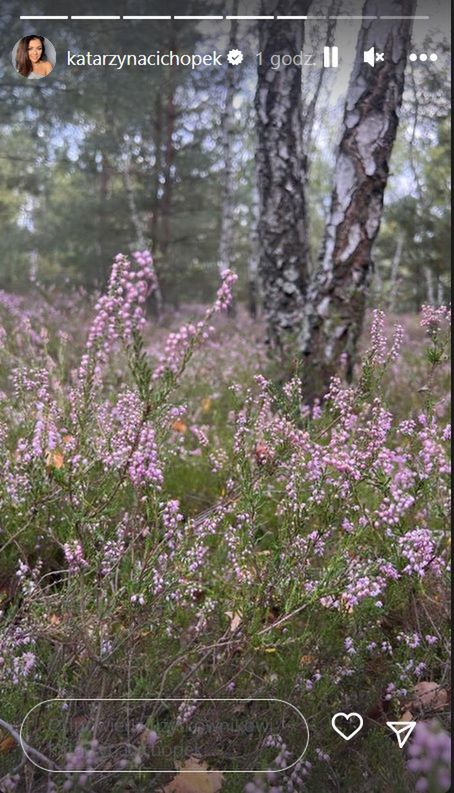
[0,253,451,793]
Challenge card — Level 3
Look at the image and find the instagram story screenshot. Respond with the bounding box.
[0,1,451,792]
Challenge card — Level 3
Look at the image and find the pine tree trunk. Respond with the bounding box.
[255,0,312,351]
[299,0,416,395]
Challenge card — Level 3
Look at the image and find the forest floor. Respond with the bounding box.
[0,267,451,793]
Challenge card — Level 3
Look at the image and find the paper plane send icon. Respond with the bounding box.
[387,721,417,748]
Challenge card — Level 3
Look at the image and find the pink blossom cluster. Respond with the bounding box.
[406,720,451,793]
[152,270,237,380]
[94,389,163,489]
[417,413,451,477]
[244,735,313,792]
[320,558,389,611]
[420,304,451,330]
[100,516,128,575]
[63,738,99,789]
[152,319,210,380]
[214,269,238,312]
[10,366,64,467]
[162,499,184,549]
[0,773,21,792]
[15,558,43,595]
[176,684,200,725]
[0,625,37,685]
[368,309,405,364]
[63,540,89,574]
[77,250,156,385]
[225,512,255,585]
[398,528,445,577]
[129,423,163,488]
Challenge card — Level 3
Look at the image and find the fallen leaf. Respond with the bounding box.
[300,654,316,667]
[255,442,273,466]
[412,682,448,713]
[172,420,188,434]
[162,756,223,793]
[0,734,17,754]
[46,450,64,469]
[71,715,89,731]
[225,611,242,632]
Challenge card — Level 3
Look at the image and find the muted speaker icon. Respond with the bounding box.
[364,46,385,66]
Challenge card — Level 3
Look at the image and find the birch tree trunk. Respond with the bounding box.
[299,0,416,394]
[123,146,163,317]
[150,93,163,260]
[424,265,435,306]
[437,278,445,307]
[218,0,239,279]
[302,1,339,161]
[389,232,404,312]
[123,151,146,250]
[255,0,312,350]
[248,177,260,318]
[160,76,176,259]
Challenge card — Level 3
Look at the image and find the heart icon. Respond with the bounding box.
[331,712,364,741]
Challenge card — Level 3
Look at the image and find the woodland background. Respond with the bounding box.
[0,0,450,324]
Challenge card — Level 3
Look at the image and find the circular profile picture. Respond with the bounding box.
[12,35,56,79]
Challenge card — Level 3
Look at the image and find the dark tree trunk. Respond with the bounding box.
[255,0,312,351]
[299,0,416,396]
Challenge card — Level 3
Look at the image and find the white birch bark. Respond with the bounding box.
[248,175,261,317]
[218,0,239,278]
[389,232,404,312]
[299,0,416,393]
[123,146,163,315]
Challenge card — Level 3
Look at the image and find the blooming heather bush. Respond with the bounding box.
[0,255,450,793]
[407,720,451,793]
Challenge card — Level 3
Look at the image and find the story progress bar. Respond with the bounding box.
[19,14,430,21]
